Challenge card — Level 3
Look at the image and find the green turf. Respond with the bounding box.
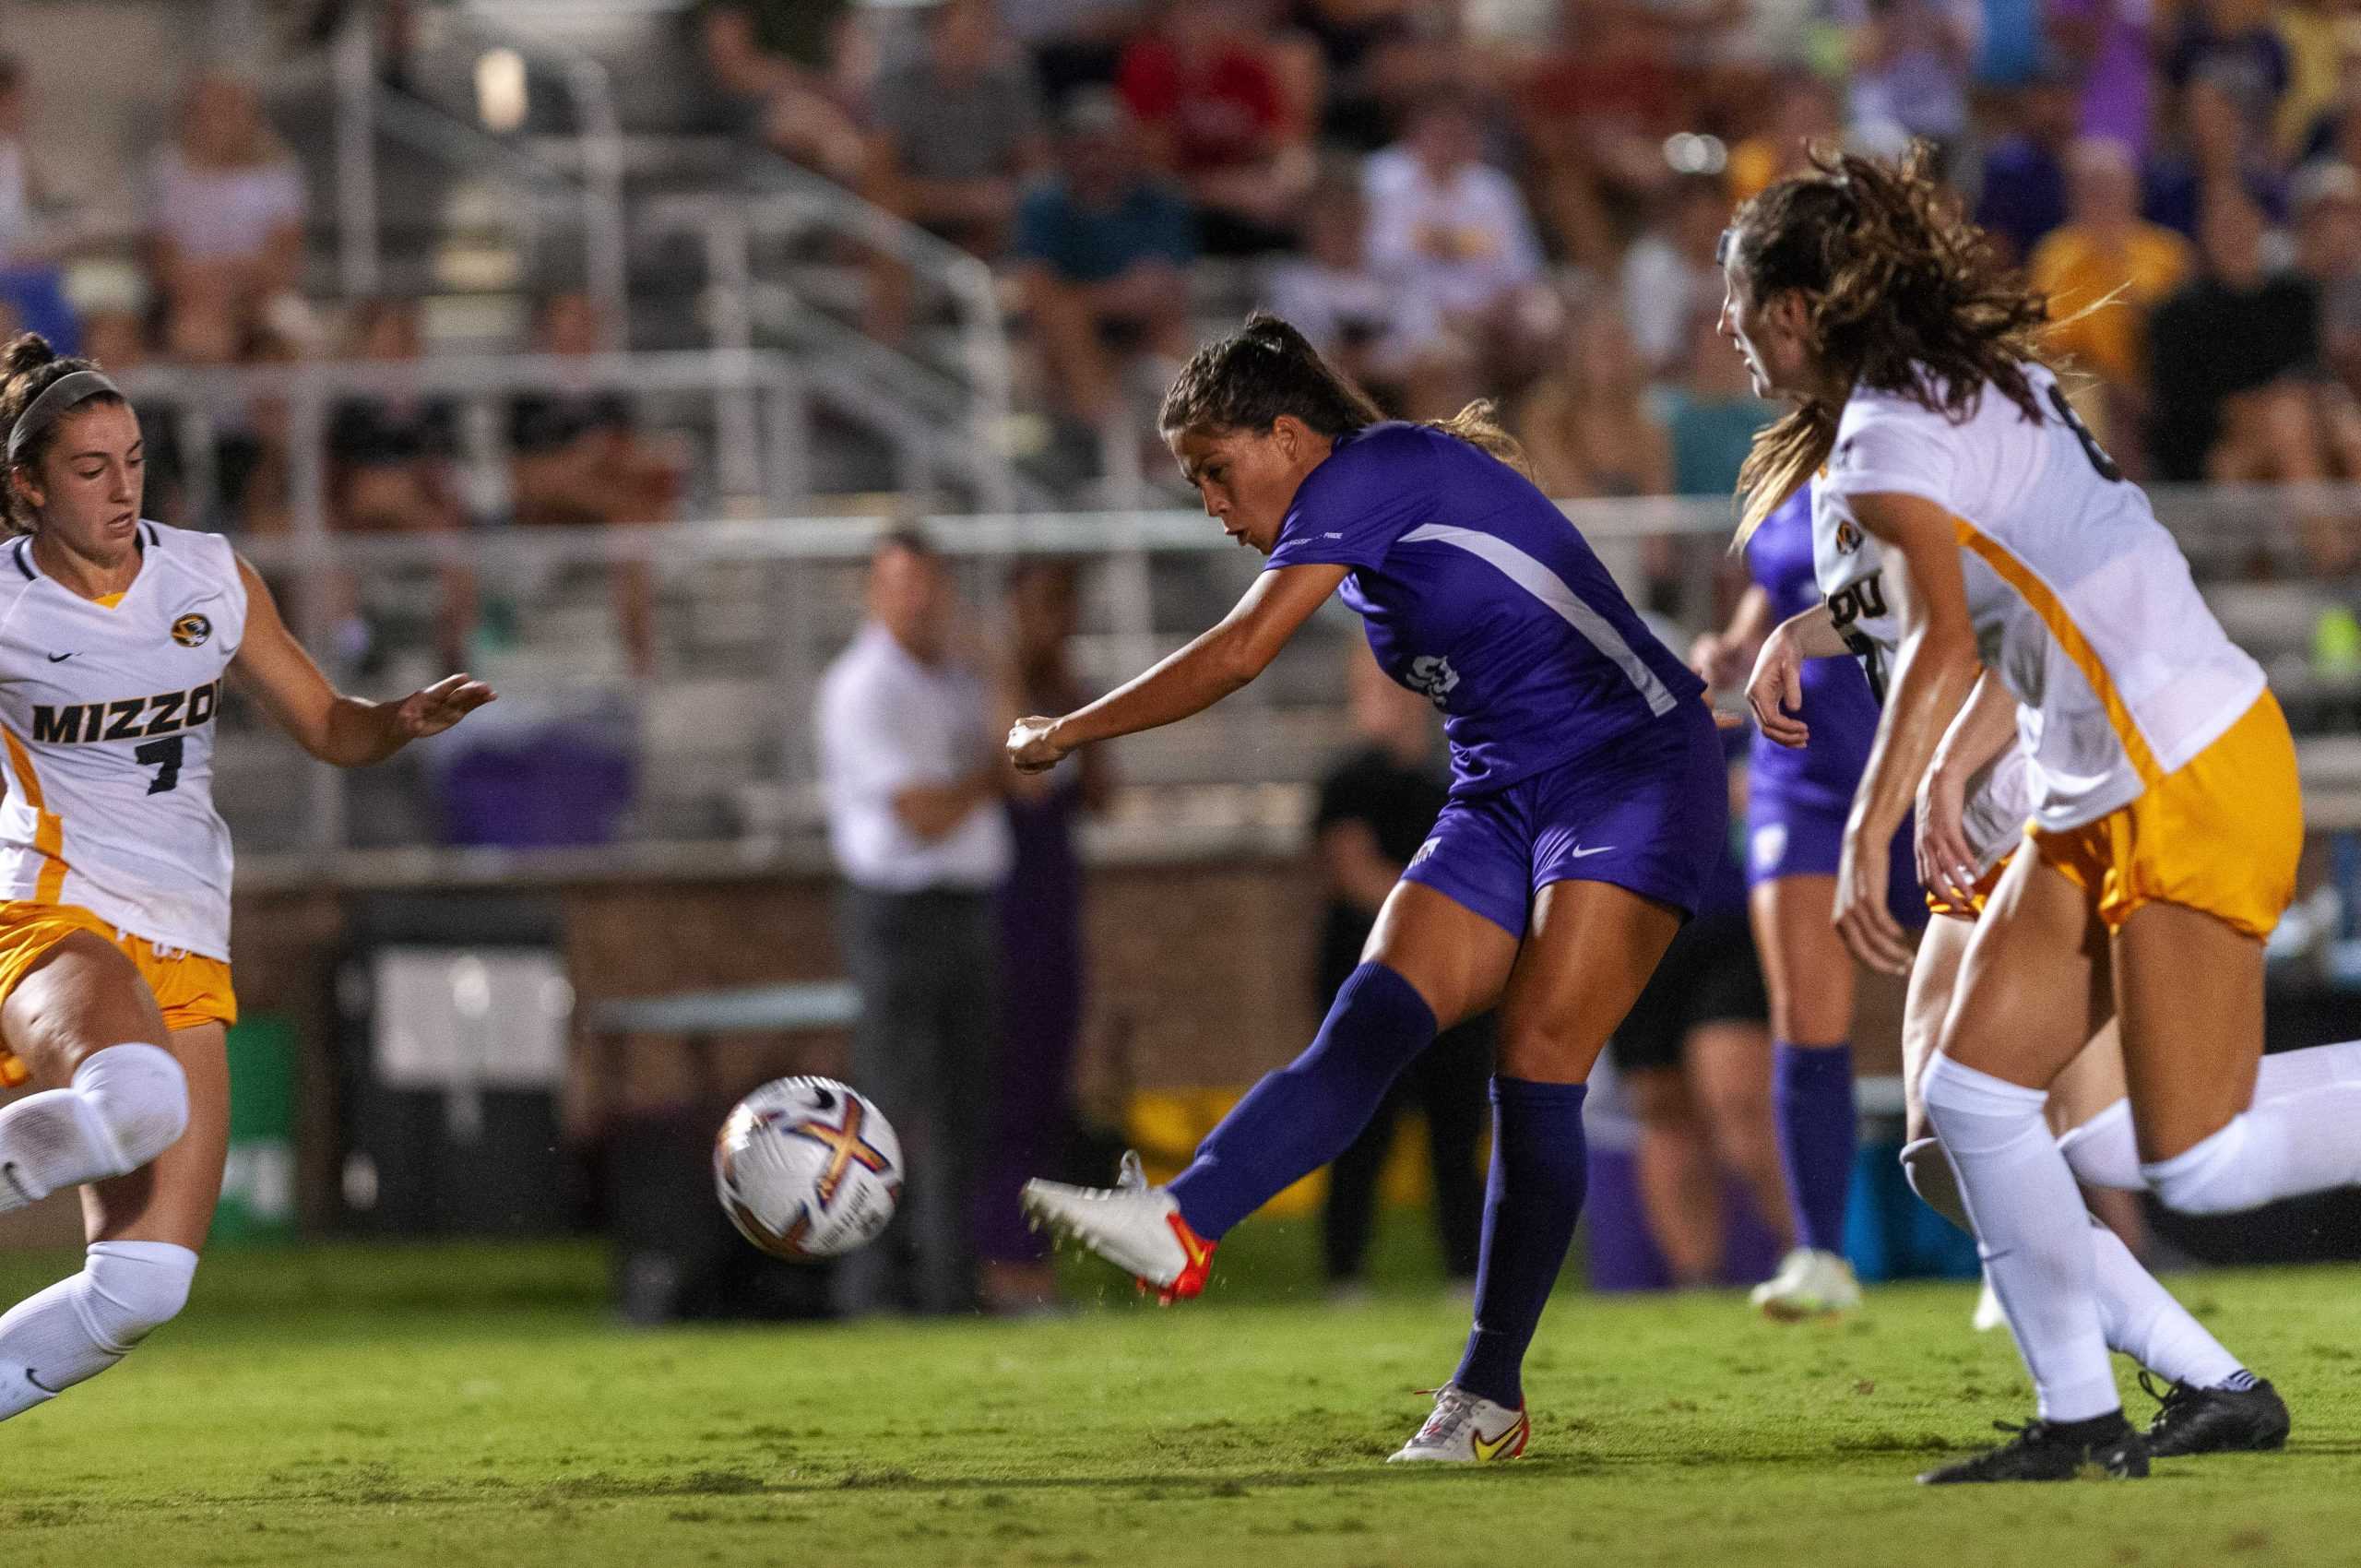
[3,1226,2358,1567]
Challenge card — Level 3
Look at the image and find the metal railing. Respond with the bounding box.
[329,3,631,335]
[174,481,2361,885]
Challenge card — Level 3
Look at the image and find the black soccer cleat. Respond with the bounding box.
[1917,1412,2150,1484]
[2140,1372,2292,1457]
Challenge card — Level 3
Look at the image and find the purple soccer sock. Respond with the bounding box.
[1166,962,1436,1239]
[1453,1076,1588,1409]
[1774,1040,1856,1253]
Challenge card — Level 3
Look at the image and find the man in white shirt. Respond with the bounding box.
[1362,91,1557,385]
[816,529,1014,1314]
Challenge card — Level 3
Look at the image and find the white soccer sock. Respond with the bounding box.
[0,1043,187,1212]
[0,1241,196,1420]
[1904,1134,2245,1389]
[2086,1218,2245,1390]
[2058,1039,2361,1193]
[1922,1055,2119,1422]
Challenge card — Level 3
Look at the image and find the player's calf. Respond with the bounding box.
[0,1240,197,1419]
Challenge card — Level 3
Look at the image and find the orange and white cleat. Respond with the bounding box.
[1388,1384,1530,1463]
[1021,1151,1216,1304]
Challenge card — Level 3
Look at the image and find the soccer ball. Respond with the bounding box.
[714,1076,904,1260]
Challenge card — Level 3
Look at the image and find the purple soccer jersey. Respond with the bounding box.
[1267,422,1706,795]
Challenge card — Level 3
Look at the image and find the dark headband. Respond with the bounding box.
[6,370,120,465]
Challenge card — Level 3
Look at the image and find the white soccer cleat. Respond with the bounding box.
[1388,1384,1530,1463]
[1971,1274,2005,1332]
[1749,1246,1863,1320]
[1020,1151,1216,1303]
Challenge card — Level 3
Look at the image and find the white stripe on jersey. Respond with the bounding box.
[1399,523,1679,716]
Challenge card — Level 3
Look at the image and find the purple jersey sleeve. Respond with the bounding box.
[1265,425,1438,572]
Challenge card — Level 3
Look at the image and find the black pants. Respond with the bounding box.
[835,885,998,1314]
[1322,1014,1494,1282]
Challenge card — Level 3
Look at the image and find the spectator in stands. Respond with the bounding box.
[0,57,77,354]
[1014,89,1196,433]
[508,291,682,677]
[2027,137,2193,457]
[1004,0,1147,112]
[1116,0,1315,255]
[1724,70,1842,205]
[1519,7,1689,272]
[694,0,866,182]
[1314,645,1490,1300]
[2272,0,2347,160]
[862,0,1049,342]
[816,529,1013,1316]
[2150,182,2361,573]
[2295,160,2361,395]
[2146,68,2295,237]
[327,298,474,669]
[1284,0,1432,153]
[1517,290,1671,505]
[1621,175,1732,379]
[2050,0,2155,157]
[977,557,1111,1313]
[1975,59,2082,265]
[145,73,306,365]
[1365,89,1555,389]
[1833,0,1980,164]
[2165,0,2289,154]
[1264,167,1470,419]
[1659,304,1775,497]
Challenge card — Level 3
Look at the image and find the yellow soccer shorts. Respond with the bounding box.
[1927,852,2012,921]
[0,902,236,1086]
[2031,692,2302,941]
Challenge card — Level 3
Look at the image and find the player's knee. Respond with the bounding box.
[78,1241,197,1353]
[1919,1055,2048,1157]
[71,1043,189,1173]
[1898,1136,1968,1231]
[2142,1116,2269,1216]
[2055,1099,2142,1191]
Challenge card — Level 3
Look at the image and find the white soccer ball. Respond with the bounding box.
[714,1076,904,1260]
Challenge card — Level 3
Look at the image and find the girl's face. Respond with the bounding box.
[1718,245,1818,401]
[1168,416,1331,555]
[17,400,143,559]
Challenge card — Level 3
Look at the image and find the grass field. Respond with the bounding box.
[5,1223,2360,1568]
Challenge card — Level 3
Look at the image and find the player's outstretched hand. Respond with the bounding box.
[396,674,497,739]
[1833,820,1914,976]
[1915,762,1980,909]
[1744,628,1809,749]
[1007,715,1069,775]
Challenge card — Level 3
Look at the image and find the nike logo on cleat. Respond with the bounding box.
[1470,1416,1526,1460]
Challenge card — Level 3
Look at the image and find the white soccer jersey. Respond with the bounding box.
[1813,362,2264,834]
[0,523,245,958]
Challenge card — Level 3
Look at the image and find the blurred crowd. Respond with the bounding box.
[694,0,2361,535]
[0,0,2355,677]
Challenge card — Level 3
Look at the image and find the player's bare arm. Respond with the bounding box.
[1834,491,1983,974]
[1009,561,1347,772]
[1743,601,1849,748]
[228,557,495,767]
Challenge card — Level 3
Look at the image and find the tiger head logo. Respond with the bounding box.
[171,613,211,648]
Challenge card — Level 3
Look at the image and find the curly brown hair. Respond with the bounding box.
[1727,143,2051,541]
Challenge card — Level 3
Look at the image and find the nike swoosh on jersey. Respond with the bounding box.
[1566,845,1616,859]
[45,653,73,662]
